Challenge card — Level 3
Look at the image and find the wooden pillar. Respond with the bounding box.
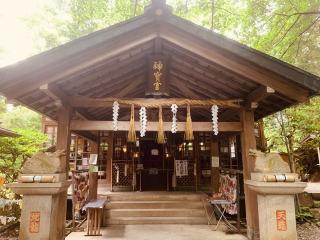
[56,105,73,238]
[56,105,73,173]
[88,141,98,201]
[240,108,259,240]
[106,132,114,190]
[211,141,220,192]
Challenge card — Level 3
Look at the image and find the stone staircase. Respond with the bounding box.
[102,192,210,225]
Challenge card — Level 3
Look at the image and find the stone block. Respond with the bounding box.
[258,195,298,240]
[22,150,66,174]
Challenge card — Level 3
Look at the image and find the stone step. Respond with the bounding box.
[105,216,208,225]
[104,193,202,202]
[106,201,203,209]
[105,208,206,218]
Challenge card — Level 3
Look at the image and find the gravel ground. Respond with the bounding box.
[297,222,320,240]
[0,222,320,239]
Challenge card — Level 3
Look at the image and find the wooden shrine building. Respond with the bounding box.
[1,1,320,239]
[0,127,19,138]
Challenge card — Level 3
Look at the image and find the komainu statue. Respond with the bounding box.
[249,149,291,173]
[22,150,66,174]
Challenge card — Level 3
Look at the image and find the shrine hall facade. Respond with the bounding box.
[1,1,320,240]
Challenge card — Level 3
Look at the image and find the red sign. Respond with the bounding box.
[276,210,287,231]
[29,211,40,233]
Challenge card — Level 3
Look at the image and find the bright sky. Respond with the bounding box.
[0,0,51,67]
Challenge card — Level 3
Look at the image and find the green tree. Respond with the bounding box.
[264,96,320,175]
[0,128,47,198]
[0,96,41,131]
[24,0,320,76]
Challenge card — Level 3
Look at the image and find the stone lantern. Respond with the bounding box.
[7,150,71,240]
[245,150,307,240]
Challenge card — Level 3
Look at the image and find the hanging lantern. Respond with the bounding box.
[185,104,194,141]
[157,106,165,144]
[211,105,219,135]
[127,104,136,142]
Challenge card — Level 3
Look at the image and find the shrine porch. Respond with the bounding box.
[66,224,247,240]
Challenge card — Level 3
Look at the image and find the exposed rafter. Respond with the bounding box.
[40,84,91,120]
[244,86,275,108]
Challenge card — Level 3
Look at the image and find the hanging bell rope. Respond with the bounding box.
[127,104,136,142]
[157,106,165,144]
[185,104,194,141]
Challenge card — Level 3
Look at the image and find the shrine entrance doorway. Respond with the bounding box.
[140,137,167,191]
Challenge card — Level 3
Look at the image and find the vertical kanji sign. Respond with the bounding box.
[29,211,40,233]
[276,210,287,231]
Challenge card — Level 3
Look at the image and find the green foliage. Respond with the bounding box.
[296,206,314,223]
[314,201,320,208]
[0,96,41,131]
[0,129,47,184]
[23,0,320,77]
[23,0,150,51]
[265,96,320,152]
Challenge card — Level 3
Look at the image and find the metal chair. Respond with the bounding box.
[208,175,238,231]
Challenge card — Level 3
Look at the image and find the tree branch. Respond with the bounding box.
[281,16,320,58]
[295,35,303,58]
[275,11,320,17]
[215,7,240,16]
[273,15,301,47]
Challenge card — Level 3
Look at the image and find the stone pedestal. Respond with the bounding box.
[246,174,306,240]
[8,181,71,240]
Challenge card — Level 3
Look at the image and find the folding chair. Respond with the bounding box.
[208,175,238,231]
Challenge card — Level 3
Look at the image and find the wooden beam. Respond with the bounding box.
[245,86,275,108]
[72,131,98,142]
[68,96,241,108]
[159,25,309,102]
[40,84,62,106]
[40,83,90,120]
[70,120,242,132]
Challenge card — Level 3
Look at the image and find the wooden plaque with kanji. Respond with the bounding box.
[146,54,169,96]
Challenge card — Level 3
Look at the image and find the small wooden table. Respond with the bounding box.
[83,199,107,236]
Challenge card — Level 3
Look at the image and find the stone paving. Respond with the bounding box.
[66,224,248,240]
